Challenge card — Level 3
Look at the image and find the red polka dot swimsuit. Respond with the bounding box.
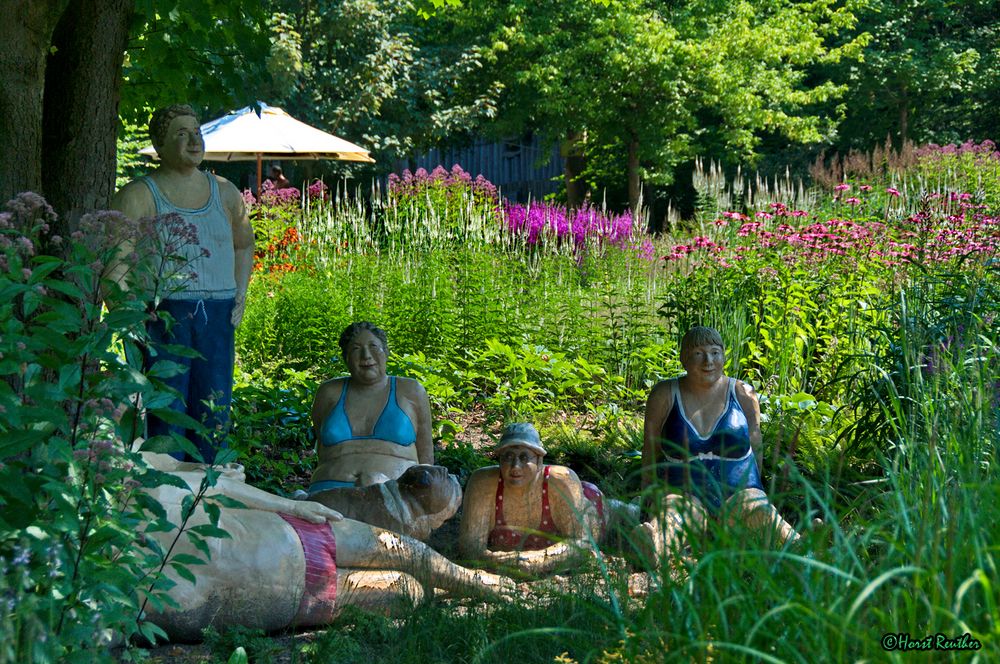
[488,466,560,551]
[487,467,607,551]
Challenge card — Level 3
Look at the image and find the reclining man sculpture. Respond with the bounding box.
[138,452,512,641]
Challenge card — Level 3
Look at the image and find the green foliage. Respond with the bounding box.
[203,625,279,664]
[832,0,1000,148]
[541,421,644,497]
[911,141,1000,211]
[434,438,495,485]
[229,374,318,495]
[120,0,270,125]
[298,606,394,663]
[386,166,501,246]
[116,120,151,191]
[439,0,866,205]
[263,0,499,170]
[0,193,239,658]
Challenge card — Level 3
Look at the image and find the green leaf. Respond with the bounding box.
[170,560,198,584]
[170,553,207,566]
[139,467,193,491]
[188,534,211,558]
[138,619,169,645]
[207,494,247,509]
[227,647,249,664]
[0,427,53,459]
[147,407,206,434]
[189,523,231,539]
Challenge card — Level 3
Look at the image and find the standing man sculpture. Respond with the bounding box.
[113,104,254,463]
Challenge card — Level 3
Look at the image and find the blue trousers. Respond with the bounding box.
[145,298,235,464]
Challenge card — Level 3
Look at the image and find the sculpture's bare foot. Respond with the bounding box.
[630,521,659,567]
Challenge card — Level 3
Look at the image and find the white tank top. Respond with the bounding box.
[141,173,236,300]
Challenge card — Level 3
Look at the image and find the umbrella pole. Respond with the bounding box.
[256,153,262,200]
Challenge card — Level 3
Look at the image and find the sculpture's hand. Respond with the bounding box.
[293,501,344,524]
[219,463,246,482]
[473,570,518,598]
[230,293,246,327]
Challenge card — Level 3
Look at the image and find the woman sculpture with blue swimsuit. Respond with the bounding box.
[309,322,434,494]
[637,326,801,562]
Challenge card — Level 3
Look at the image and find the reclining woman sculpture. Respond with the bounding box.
[308,322,434,494]
[138,452,511,641]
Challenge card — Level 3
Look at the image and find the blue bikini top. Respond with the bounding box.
[320,376,417,447]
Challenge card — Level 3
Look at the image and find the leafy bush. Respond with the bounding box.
[0,193,237,658]
[229,374,318,495]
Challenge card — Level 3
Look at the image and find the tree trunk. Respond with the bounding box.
[561,131,588,209]
[42,0,132,225]
[0,0,69,204]
[897,87,909,147]
[627,133,641,215]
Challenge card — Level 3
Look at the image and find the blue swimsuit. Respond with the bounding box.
[308,377,417,495]
[658,378,763,512]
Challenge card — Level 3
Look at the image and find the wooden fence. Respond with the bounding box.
[392,135,565,202]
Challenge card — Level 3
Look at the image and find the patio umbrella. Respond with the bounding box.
[140,102,375,194]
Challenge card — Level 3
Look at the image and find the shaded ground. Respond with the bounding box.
[128,557,658,663]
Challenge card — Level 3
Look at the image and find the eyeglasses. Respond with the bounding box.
[498,451,537,466]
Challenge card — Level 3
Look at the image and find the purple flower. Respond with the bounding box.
[307,180,328,199]
[12,546,30,567]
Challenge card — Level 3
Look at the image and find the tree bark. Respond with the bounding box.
[561,131,588,209]
[627,132,641,215]
[0,0,69,204]
[897,87,909,147]
[42,0,132,225]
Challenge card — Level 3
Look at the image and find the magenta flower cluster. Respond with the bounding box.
[388,165,499,202]
[665,195,998,268]
[242,179,329,208]
[258,179,301,207]
[504,201,655,260]
[915,140,1000,163]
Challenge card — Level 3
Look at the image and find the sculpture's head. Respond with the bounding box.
[398,464,460,511]
[395,464,461,535]
[679,326,726,384]
[494,422,546,488]
[338,321,388,383]
[149,104,204,170]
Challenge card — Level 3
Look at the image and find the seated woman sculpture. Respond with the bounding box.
[457,423,611,575]
[308,322,433,494]
[636,326,801,562]
[138,451,512,641]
